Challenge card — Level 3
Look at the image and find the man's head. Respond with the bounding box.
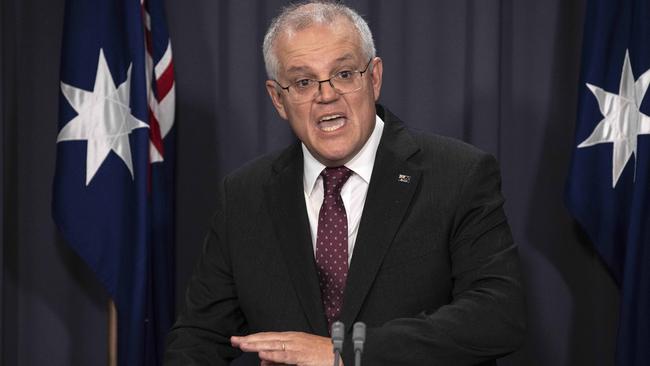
[264,1,383,167]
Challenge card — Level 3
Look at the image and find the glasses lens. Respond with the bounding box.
[289,83,319,103]
[331,73,363,94]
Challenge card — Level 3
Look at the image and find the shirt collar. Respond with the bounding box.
[302,114,385,194]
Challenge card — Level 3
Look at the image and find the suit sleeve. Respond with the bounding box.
[164,177,248,365]
[342,153,526,366]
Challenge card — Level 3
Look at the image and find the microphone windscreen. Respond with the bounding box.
[332,321,345,350]
[352,322,366,352]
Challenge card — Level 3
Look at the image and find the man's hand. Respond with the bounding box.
[231,331,339,366]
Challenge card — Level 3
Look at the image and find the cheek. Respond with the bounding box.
[288,104,312,121]
[286,111,313,139]
[286,107,309,129]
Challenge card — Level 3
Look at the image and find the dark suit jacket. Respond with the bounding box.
[165,105,525,365]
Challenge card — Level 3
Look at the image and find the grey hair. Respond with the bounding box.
[263,1,376,80]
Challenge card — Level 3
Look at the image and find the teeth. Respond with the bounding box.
[321,123,343,132]
[318,116,345,132]
[320,114,342,121]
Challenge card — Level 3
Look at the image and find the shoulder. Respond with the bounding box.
[378,105,495,172]
[376,105,501,200]
[222,143,301,189]
[411,131,497,175]
[412,131,487,161]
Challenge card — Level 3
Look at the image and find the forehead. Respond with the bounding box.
[274,20,364,75]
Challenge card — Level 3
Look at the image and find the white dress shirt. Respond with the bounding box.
[302,115,385,264]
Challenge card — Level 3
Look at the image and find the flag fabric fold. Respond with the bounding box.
[566,0,650,365]
[52,0,176,364]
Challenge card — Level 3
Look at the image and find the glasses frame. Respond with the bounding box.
[274,58,373,102]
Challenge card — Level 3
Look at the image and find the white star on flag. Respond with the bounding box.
[58,49,149,186]
[578,49,650,188]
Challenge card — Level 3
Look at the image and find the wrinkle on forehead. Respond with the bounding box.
[285,53,356,76]
[275,21,363,77]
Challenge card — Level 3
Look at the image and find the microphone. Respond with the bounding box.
[331,321,345,366]
[352,322,366,366]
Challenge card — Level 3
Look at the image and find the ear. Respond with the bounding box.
[369,57,383,101]
[265,80,288,120]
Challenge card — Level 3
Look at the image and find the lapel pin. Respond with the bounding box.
[397,174,411,183]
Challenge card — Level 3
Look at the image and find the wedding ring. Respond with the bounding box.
[282,342,286,351]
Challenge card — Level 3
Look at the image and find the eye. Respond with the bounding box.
[336,70,354,80]
[294,79,313,89]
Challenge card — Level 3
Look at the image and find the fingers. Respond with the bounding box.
[238,340,287,353]
[232,332,291,353]
[258,349,292,365]
[260,361,288,366]
[239,341,292,364]
[233,331,333,366]
[233,332,295,344]
[232,333,292,364]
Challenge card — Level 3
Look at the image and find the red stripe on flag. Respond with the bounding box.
[157,60,175,101]
[149,108,164,157]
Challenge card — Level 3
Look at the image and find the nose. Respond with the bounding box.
[316,79,339,103]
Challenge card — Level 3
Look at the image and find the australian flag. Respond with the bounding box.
[52,0,176,364]
[566,0,650,365]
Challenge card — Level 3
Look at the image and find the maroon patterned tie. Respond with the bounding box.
[315,166,353,329]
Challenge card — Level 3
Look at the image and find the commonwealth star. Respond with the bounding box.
[58,49,149,185]
[578,50,650,188]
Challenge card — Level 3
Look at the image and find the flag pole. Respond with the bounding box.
[108,299,117,366]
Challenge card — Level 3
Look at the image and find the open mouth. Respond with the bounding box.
[317,114,346,132]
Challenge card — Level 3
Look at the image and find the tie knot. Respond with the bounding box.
[321,166,352,195]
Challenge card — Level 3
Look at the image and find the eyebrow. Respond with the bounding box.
[285,65,312,75]
[284,54,357,76]
[333,54,355,64]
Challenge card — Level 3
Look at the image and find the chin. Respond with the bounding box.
[321,153,352,166]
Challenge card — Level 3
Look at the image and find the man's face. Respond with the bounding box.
[266,19,383,167]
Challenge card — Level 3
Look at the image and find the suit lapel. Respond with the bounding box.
[264,145,329,336]
[340,108,422,331]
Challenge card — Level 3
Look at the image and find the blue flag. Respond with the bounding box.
[566,0,650,364]
[52,0,176,364]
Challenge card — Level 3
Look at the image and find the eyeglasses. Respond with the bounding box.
[274,58,373,104]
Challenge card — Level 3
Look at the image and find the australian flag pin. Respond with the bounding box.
[398,174,411,183]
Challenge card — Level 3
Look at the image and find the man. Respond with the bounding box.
[165,2,525,365]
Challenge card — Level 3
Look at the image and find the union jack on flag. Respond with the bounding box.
[52,0,176,364]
